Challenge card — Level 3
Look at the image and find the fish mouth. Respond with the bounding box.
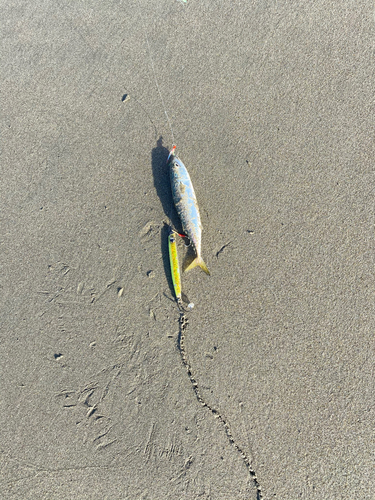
[167,145,177,163]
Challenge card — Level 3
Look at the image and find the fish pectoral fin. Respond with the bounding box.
[183,255,210,275]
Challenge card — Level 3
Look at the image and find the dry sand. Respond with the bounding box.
[1,1,374,499]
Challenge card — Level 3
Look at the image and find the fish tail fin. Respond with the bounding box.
[184,256,210,275]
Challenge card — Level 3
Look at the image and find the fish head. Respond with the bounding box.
[169,157,186,174]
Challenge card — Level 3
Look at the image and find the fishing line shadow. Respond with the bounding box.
[151,137,182,232]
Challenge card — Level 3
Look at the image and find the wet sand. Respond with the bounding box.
[1,1,374,498]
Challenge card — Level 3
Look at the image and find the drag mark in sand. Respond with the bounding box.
[177,312,263,500]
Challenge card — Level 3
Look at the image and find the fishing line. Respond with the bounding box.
[144,30,179,234]
[54,6,263,496]
[148,26,263,493]
[145,30,176,147]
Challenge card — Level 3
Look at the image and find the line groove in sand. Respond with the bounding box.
[177,312,263,500]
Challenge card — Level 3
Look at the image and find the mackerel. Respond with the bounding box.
[168,146,210,275]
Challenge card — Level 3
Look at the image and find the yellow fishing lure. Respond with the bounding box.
[168,229,182,306]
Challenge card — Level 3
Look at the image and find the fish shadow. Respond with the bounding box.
[151,136,182,232]
[152,137,178,300]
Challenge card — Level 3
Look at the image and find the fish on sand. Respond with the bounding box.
[168,146,210,275]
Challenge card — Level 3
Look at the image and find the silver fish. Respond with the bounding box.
[168,146,210,275]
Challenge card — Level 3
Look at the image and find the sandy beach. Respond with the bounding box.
[1,1,374,498]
